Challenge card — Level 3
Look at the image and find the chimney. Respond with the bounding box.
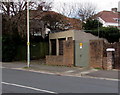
[111,8,117,12]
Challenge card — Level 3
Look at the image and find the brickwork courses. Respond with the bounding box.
[89,40,120,70]
[46,39,74,66]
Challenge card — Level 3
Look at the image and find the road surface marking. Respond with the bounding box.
[65,70,75,73]
[2,82,57,94]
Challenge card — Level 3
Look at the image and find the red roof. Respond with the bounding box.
[95,11,119,23]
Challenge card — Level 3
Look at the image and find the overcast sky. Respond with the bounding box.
[52,0,119,12]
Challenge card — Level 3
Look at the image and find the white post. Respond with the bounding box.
[27,1,30,68]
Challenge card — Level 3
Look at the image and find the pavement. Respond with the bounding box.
[1,60,120,81]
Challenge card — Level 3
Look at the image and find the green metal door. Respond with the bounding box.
[75,41,89,67]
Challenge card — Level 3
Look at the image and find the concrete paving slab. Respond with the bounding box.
[86,70,119,79]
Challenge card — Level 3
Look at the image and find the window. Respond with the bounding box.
[113,18,120,22]
[59,38,65,55]
[51,39,56,55]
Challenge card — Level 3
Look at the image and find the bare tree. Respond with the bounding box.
[77,2,97,21]
[2,1,28,16]
[1,0,39,30]
[1,0,53,35]
[53,2,96,20]
[54,2,77,17]
[1,0,53,16]
[36,0,53,11]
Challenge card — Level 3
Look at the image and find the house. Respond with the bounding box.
[29,19,49,38]
[94,8,120,27]
[15,10,82,37]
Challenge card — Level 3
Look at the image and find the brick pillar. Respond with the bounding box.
[106,48,115,70]
[63,40,74,66]
[106,52,113,70]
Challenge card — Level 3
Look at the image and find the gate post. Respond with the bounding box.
[106,48,115,70]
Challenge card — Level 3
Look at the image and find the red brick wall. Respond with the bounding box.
[63,40,74,66]
[114,43,120,69]
[46,55,64,65]
[89,40,104,69]
[90,40,120,69]
[46,40,74,66]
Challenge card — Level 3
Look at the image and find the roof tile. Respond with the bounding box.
[96,11,119,23]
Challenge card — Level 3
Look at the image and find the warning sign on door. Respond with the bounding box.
[79,43,83,49]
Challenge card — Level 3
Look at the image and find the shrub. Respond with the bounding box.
[2,32,21,62]
[98,27,120,43]
[84,19,120,43]
[83,19,103,30]
[2,35,16,61]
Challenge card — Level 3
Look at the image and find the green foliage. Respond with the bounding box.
[14,42,49,61]
[2,33,49,61]
[84,19,120,43]
[2,33,21,62]
[31,42,49,59]
[2,15,22,62]
[94,67,102,70]
[99,27,120,43]
[2,14,49,62]
[83,19,103,30]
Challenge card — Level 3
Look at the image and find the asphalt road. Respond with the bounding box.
[2,68,119,94]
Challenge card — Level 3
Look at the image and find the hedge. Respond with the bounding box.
[14,42,49,61]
